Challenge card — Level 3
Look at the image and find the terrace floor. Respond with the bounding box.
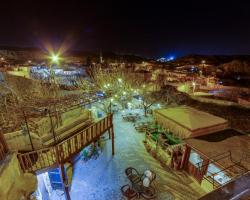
[41,109,206,200]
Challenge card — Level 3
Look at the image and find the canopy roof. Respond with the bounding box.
[155,106,227,131]
[185,129,250,171]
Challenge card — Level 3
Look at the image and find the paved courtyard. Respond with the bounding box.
[69,109,206,200]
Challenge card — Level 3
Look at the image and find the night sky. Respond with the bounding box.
[1,1,250,58]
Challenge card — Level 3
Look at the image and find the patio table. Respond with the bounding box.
[125,167,157,199]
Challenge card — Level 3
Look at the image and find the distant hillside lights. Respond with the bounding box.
[157,56,175,62]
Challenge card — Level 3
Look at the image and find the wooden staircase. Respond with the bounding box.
[17,114,114,173]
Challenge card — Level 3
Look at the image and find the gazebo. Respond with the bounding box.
[153,106,228,139]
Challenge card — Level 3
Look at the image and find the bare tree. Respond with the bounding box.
[88,66,141,109]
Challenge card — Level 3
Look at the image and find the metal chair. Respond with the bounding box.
[140,186,157,200]
[121,184,137,200]
[125,167,143,184]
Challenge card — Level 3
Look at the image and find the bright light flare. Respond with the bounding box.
[52,54,59,63]
[49,53,61,63]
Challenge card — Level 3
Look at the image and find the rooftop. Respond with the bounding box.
[155,106,228,131]
[185,129,250,172]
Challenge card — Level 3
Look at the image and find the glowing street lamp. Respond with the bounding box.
[49,52,61,64]
[51,54,59,63]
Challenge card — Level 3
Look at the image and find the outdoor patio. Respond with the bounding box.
[67,109,206,200]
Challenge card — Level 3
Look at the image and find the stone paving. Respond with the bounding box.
[69,109,206,200]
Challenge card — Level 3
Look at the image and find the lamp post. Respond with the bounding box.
[192,81,196,94]
[48,53,61,84]
[109,98,114,113]
[47,109,57,144]
[201,60,206,75]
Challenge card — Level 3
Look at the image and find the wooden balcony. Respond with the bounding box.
[17,114,114,173]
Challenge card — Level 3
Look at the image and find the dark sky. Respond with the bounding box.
[1,0,250,58]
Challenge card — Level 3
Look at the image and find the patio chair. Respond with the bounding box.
[121,184,137,200]
[125,167,143,184]
[131,181,157,200]
[149,171,156,188]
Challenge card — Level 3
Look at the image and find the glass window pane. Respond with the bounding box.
[189,150,203,167]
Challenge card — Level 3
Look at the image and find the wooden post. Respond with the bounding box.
[108,128,111,139]
[111,126,115,156]
[0,128,8,153]
[48,109,57,144]
[59,164,71,200]
[23,111,34,151]
[180,144,191,170]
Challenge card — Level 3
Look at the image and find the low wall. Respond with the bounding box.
[191,95,250,109]
[144,135,183,168]
[191,95,237,106]
[238,98,250,106]
[0,153,37,200]
[200,85,250,93]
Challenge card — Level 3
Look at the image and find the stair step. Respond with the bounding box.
[42,119,92,146]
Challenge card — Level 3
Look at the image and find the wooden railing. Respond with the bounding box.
[0,130,8,161]
[17,114,113,173]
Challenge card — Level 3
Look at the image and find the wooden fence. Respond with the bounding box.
[17,114,113,173]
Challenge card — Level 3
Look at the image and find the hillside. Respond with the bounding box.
[170,54,250,66]
[0,46,146,64]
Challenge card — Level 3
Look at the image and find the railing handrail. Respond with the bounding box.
[18,146,54,156]
[17,114,113,173]
[57,114,111,146]
[57,116,105,146]
[18,114,112,155]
